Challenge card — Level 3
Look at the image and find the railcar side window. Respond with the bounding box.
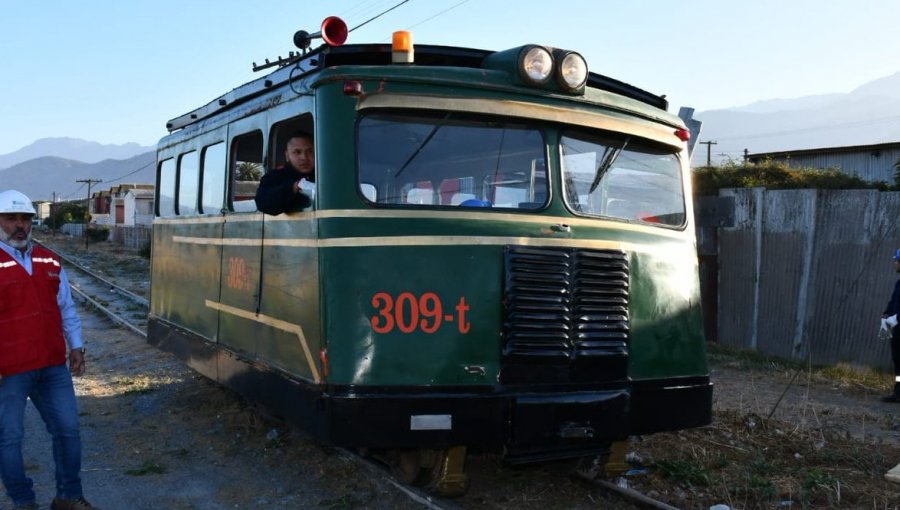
[357,112,547,209]
[201,142,226,214]
[560,131,685,226]
[178,151,199,216]
[157,158,176,217]
[230,131,264,212]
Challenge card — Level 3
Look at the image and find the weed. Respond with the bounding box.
[125,460,166,476]
[113,376,155,395]
[747,455,772,475]
[652,458,711,487]
[802,468,838,491]
[318,492,372,509]
[708,344,891,393]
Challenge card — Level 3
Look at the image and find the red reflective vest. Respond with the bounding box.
[0,246,67,376]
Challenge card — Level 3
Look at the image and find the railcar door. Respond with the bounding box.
[216,120,266,362]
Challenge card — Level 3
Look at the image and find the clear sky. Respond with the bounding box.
[1,0,898,155]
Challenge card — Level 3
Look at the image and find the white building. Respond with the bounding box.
[124,188,154,226]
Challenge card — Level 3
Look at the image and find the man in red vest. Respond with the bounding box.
[0,190,100,510]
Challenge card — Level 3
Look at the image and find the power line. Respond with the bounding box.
[348,0,413,32]
[404,0,471,30]
[102,160,154,185]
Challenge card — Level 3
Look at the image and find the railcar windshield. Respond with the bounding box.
[560,130,685,227]
[358,112,548,209]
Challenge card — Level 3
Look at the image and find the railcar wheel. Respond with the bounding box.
[385,447,469,496]
[572,441,629,480]
[387,449,426,484]
[421,446,468,497]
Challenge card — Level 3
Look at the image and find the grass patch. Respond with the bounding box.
[318,492,373,509]
[635,408,900,508]
[113,375,155,395]
[817,362,889,391]
[125,460,166,476]
[651,458,711,487]
[708,344,891,393]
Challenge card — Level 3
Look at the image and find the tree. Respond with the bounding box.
[236,162,263,181]
[46,202,86,230]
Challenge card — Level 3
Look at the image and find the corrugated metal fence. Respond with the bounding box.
[109,225,151,249]
[709,188,900,369]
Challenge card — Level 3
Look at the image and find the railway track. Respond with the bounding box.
[35,238,149,337]
[33,237,681,510]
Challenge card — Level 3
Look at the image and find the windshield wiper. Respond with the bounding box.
[588,138,629,193]
[394,112,452,178]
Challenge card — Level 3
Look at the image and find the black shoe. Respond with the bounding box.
[882,394,900,403]
[50,496,101,510]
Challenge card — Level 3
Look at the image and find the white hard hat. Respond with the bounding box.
[0,190,36,215]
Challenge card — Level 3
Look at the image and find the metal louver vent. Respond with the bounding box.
[502,246,629,384]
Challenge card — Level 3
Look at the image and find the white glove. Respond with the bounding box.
[882,315,898,340]
[299,178,316,200]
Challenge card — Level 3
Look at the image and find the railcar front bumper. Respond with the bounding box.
[324,376,712,461]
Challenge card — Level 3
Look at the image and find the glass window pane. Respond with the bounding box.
[358,112,547,210]
[178,151,199,216]
[201,142,226,213]
[231,131,263,212]
[561,132,684,226]
[158,159,176,217]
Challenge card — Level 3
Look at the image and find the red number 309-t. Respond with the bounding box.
[370,292,470,335]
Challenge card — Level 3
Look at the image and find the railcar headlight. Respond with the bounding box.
[556,51,588,91]
[518,45,553,85]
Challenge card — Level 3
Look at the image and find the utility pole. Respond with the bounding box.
[698,140,717,166]
[76,178,102,249]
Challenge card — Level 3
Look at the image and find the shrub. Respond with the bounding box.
[693,159,892,196]
[86,227,109,242]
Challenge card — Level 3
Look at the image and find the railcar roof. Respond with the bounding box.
[166,43,669,133]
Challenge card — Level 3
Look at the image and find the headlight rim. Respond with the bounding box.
[517,45,554,85]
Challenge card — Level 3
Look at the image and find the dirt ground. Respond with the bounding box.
[16,233,900,510]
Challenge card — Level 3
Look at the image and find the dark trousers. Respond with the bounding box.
[893,326,900,396]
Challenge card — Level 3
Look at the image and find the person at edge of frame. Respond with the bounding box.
[881,248,900,403]
[254,130,316,215]
[0,189,102,510]
[885,249,900,484]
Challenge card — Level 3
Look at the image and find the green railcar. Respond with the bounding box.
[149,19,711,494]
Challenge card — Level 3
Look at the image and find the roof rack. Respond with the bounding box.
[166,43,667,132]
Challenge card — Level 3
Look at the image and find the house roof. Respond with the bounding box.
[126,188,154,198]
[747,140,900,160]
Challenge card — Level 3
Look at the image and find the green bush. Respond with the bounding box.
[86,227,109,242]
[693,159,893,196]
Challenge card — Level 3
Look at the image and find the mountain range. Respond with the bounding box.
[0,137,152,170]
[694,71,900,164]
[4,70,900,198]
[0,139,155,201]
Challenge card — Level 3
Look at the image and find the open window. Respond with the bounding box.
[270,114,314,170]
[229,131,263,212]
